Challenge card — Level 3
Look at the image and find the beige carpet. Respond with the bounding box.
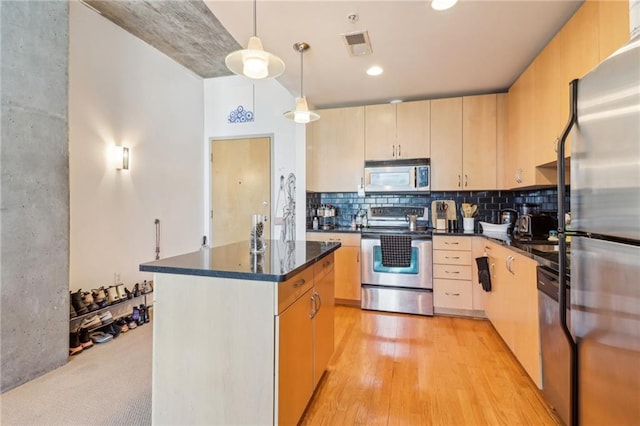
[1,322,152,425]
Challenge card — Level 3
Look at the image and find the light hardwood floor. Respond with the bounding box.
[300,306,561,426]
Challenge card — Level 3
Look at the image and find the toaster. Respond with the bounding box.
[515,214,556,239]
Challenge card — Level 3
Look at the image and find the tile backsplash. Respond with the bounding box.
[306,187,569,229]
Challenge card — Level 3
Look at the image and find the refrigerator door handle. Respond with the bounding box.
[557,78,579,426]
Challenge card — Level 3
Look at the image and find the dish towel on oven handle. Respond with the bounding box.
[475,256,492,292]
[380,235,412,268]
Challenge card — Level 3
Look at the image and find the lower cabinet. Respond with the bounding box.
[277,253,335,426]
[306,232,361,304]
[483,241,541,388]
[277,287,314,426]
[432,235,485,317]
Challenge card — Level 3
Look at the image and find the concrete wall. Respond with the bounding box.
[203,77,304,243]
[0,1,70,392]
[69,1,204,290]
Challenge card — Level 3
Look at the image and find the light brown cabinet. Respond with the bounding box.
[365,101,430,161]
[431,95,498,190]
[507,0,630,185]
[306,232,361,304]
[483,241,541,388]
[312,254,335,388]
[430,97,463,190]
[462,94,498,190]
[307,106,364,192]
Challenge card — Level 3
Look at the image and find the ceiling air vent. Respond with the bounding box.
[341,30,372,56]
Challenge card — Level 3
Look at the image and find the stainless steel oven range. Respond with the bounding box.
[361,206,433,316]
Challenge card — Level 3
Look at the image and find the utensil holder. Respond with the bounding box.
[463,217,475,232]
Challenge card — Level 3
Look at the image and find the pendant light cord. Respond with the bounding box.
[300,48,304,98]
[253,0,257,36]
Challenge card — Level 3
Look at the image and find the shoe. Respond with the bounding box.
[116,318,129,333]
[81,291,99,312]
[78,327,93,349]
[133,283,141,298]
[105,322,121,339]
[142,280,152,294]
[142,304,150,323]
[69,330,83,356]
[70,303,77,319]
[106,286,120,304]
[127,316,137,330]
[98,310,113,324]
[133,306,143,326]
[116,284,127,301]
[80,315,101,329]
[70,289,89,316]
[89,331,113,344]
[125,287,133,299]
[92,287,109,307]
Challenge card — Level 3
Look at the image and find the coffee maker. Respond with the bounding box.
[500,208,518,234]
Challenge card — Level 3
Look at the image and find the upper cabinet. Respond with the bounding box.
[430,98,463,190]
[462,94,498,190]
[307,106,364,192]
[431,95,498,191]
[505,0,630,188]
[365,100,430,161]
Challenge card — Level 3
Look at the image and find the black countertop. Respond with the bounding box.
[307,227,568,275]
[139,240,341,282]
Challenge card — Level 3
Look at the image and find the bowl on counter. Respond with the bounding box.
[479,222,510,234]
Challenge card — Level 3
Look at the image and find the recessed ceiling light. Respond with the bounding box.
[366,66,383,76]
[431,0,458,11]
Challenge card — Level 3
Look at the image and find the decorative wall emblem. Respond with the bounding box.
[227,105,254,124]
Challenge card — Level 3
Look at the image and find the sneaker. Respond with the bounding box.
[98,310,113,324]
[80,315,101,329]
[92,287,109,307]
[116,318,129,333]
[116,284,127,301]
[70,303,77,319]
[132,306,143,326]
[133,283,141,298]
[127,316,137,330]
[78,327,93,349]
[82,291,99,312]
[106,323,121,339]
[69,330,83,356]
[89,331,113,344]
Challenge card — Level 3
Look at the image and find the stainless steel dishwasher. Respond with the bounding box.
[537,266,571,426]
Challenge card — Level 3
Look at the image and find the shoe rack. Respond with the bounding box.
[69,292,154,332]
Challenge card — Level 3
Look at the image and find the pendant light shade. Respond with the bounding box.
[225,0,285,79]
[284,42,320,124]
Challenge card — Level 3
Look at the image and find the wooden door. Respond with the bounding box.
[396,100,430,159]
[496,93,509,189]
[211,137,270,247]
[364,103,396,160]
[335,246,361,303]
[462,94,497,190]
[430,97,463,190]
[313,255,335,388]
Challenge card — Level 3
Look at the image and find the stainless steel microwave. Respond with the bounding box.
[364,159,430,193]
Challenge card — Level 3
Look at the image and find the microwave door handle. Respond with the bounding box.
[411,167,417,189]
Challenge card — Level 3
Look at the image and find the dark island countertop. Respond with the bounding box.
[140,239,341,282]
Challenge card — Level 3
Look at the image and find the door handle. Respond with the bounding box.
[309,294,317,319]
[464,174,468,187]
[445,292,460,296]
[458,175,461,187]
[398,144,401,157]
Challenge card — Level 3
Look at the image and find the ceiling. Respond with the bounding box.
[82,0,583,109]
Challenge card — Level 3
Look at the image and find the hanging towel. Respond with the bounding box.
[380,235,412,267]
[475,256,492,292]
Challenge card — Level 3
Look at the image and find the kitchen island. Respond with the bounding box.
[140,239,340,425]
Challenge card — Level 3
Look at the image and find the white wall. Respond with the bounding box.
[69,2,204,291]
[203,76,306,244]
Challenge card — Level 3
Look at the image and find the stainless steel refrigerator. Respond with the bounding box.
[557,36,640,425]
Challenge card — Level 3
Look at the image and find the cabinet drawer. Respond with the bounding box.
[278,267,314,314]
[433,236,472,251]
[306,232,361,247]
[433,264,472,280]
[433,250,472,265]
[433,279,473,309]
[314,253,334,280]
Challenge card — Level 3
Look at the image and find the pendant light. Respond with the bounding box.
[284,42,320,124]
[225,0,285,79]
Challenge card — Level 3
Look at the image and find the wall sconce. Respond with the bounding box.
[113,146,129,170]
